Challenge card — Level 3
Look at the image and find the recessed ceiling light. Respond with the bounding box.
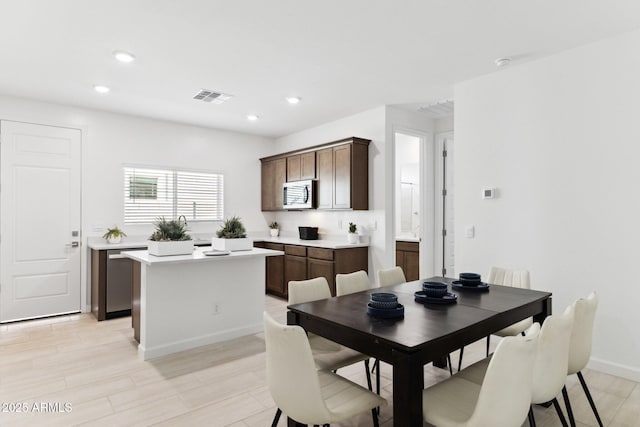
[286,97,301,104]
[494,57,511,68]
[93,85,110,94]
[113,50,136,63]
[247,114,259,121]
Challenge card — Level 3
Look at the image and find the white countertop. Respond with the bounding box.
[88,235,369,250]
[121,246,283,266]
[88,238,211,250]
[396,236,420,243]
[254,236,369,249]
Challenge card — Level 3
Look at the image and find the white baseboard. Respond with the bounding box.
[140,323,263,360]
[588,357,640,382]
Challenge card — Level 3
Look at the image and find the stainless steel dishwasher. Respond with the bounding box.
[106,249,143,318]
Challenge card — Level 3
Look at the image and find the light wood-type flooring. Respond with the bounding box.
[0,295,638,426]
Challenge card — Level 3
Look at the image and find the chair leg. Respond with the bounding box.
[486,335,490,357]
[528,405,537,427]
[376,358,381,414]
[552,397,569,427]
[457,346,464,372]
[364,359,373,392]
[577,371,604,427]
[372,407,380,427]
[271,408,282,427]
[371,358,378,374]
[446,354,453,376]
[562,385,576,427]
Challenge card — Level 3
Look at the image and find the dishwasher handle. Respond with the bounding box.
[108,254,127,260]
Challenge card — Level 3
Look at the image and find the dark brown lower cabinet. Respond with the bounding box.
[396,241,420,282]
[308,258,336,295]
[256,241,368,298]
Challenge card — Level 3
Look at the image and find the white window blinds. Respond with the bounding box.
[124,166,224,223]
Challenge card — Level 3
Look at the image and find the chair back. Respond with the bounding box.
[488,267,530,289]
[568,292,598,374]
[288,277,332,305]
[377,266,407,287]
[468,325,539,427]
[532,304,575,403]
[263,312,330,423]
[336,270,370,296]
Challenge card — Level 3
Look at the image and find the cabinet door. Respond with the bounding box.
[264,243,285,297]
[266,255,285,296]
[300,152,316,179]
[395,249,404,271]
[316,148,333,209]
[333,144,352,209]
[284,255,308,292]
[308,258,336,296]
[404,251,420,282]
[261,158,286,211]
[286,155,301,182]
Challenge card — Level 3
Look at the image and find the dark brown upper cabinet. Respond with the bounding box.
[286,152,316,182]
[261,157,286,211]
[261,137,369,211]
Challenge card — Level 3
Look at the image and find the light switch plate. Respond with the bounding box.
[465,226,475,238]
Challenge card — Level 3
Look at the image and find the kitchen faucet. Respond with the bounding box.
[178,215,187,226]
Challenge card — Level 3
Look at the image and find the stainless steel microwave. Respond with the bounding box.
[283,179,316,209]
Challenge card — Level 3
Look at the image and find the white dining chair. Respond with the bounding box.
[336,270,371,296]
[423,324,539,427]
[335,270,385,403]
[458,305,575,427]
[264,312,387,427]
[288,277,374,389]
[562,292,602,427]
[377,266,406,287]
[457,267,532,371]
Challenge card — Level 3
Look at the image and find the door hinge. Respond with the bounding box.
[442,149,447,157]
[442,268,447,276]
[442,229,447,237]
[442,189,447,196]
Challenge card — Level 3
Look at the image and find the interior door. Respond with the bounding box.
[0,120,81,322]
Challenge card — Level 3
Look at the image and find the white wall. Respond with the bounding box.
[454,29,640,380]
[272,106,434,284]
[0,94,274,310]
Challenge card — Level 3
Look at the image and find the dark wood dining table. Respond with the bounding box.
[286,276,552,426]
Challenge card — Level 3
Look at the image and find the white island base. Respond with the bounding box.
[123,247,282,360]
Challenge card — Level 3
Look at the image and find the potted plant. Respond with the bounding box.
[269,221,280,237]
[347,222,359,244]
[211,215,253,251]
[147,217,194,256]
[102,226,127,244]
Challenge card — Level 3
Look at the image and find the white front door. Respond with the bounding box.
[0,121,81,322]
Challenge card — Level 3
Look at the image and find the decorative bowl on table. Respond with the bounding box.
[367,292,404,318]
[370,292,398,303]
[458,272,482,287]
[422,281,448,298]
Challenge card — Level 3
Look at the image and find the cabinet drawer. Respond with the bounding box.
[307,247,334,261]
[264,242,284,251]
[396,241,419,253]
[284,245,307,256]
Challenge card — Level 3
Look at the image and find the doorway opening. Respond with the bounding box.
[394,130,434,281]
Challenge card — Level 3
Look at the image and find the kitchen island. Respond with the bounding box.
[122,246,283,360]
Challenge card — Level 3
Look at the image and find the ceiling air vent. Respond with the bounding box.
[193,89,233,104]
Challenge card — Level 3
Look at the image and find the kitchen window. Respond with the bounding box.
[124,166,224,223]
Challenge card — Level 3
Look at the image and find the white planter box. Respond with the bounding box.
[148,240,194,256]
[211,237,253,252]
[347,233,359,244]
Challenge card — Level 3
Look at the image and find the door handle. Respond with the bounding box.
[65,241,80,248]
